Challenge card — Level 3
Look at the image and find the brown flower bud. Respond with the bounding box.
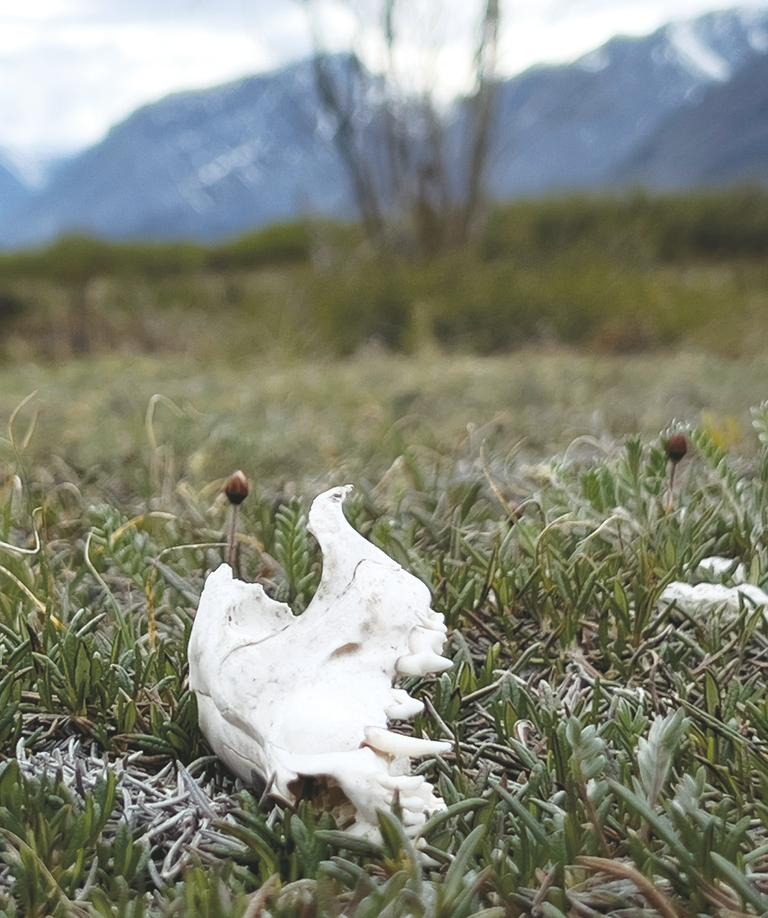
[665,433,688,464]
[224,470,249,505]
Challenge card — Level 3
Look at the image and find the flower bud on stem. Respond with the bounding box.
[224,470,249,572]
[664,434,687,512]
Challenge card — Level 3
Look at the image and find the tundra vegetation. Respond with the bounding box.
[2,366,768,913]
[2,190,768,914]
[1,191,768,361]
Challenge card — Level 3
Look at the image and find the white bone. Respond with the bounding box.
[396,651,453,676]
[378,774,426,791]
[420,611,448,632]
[188,485,453,843]
[364,727,451,758]
[402,809,427,826]
[696,556,747,584]
[385,689,425,719]
[660,581,768,616]
[409,627,446,654]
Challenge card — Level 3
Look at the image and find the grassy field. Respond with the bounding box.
[2,350,768,913]
[1,349,767,492]
[3,191,768,362]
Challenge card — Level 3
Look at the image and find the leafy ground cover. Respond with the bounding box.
[2,353,768,914]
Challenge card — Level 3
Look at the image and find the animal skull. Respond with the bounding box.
[188,485,453,840]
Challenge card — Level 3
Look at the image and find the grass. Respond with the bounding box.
[3,190,768,361]
[1,349,767,490]
[3,351,768,914]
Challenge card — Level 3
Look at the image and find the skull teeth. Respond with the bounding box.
[402,809,427,826]
[364,727,451,758]
[378,774,425,791]
[420,611,447,632]
[409,627,445,654]
[396,651,453,676]
[385,689,425,719]
[375,774,445,837]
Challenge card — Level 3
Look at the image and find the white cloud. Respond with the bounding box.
[0,20,281,162]
[497,0,768,74]
[1,0,768,169]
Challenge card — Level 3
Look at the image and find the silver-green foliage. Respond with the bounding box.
[3,398,768,913]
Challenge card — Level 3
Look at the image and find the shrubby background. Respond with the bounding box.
[1,190,767,362]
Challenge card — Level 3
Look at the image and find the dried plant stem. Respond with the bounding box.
[579,784,611,857]
[577,857,679,918]
[665,461,678,512]
[227,505,240,571]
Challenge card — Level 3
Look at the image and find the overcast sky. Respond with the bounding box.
[2,0,768,173]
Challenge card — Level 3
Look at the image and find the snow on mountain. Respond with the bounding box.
[1,7,767,247]
[1,57,360,247]
[487,7,768,199]
[743,7,768,51]
[667,20,731,81]
[616,50,768,189]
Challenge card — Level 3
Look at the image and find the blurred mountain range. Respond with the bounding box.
[1,6,767,248]
[490,7,768,196]
[616,49,768,187]
[0,158,30,225]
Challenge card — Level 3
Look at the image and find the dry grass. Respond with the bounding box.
[1,348,766,492]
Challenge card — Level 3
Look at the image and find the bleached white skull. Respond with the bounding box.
[188,485,452,840]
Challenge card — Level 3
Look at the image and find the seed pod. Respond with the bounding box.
[224,470,250,505]
[665,433,688,464]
